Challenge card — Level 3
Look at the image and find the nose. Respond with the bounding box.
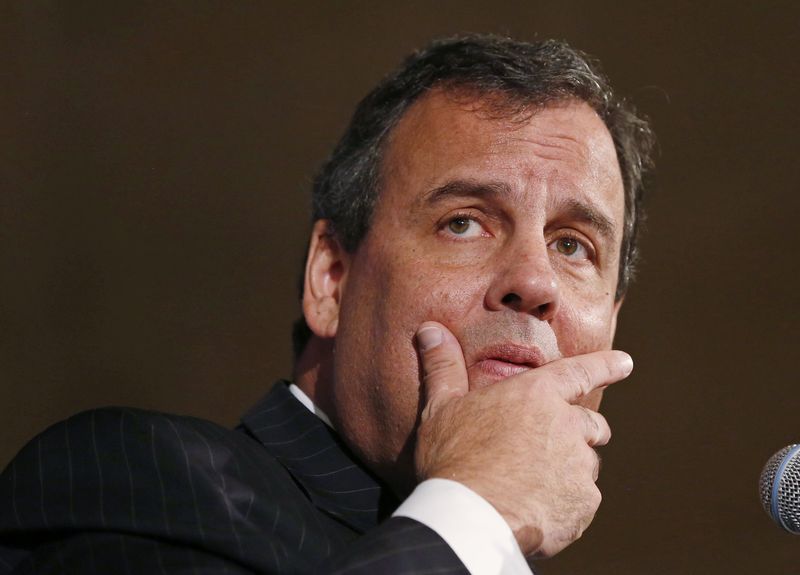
[485,241,560,321]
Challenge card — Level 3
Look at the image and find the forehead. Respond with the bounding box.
[378,90,623,224]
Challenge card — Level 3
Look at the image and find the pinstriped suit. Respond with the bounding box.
[0,381,469,573]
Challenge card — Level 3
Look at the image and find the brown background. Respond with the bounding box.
[3,1,799,572]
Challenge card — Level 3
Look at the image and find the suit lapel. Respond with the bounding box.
[239,381,397,533]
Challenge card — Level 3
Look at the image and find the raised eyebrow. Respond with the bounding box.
[556,198,616,241]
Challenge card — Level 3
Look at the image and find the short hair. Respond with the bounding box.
[293,34,655,358]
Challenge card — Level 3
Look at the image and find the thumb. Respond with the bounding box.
[416,322,468,422]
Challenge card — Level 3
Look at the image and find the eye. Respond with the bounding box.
[444,215,485,238]
[550,236,590,260]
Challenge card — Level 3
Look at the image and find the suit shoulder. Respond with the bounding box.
[63,405,230,440]
[0,405,336,574]
[7,407,244,470]
[4,406,269,483]
[1,405,284,532]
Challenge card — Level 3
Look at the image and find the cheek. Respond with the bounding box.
[557,307,615,411]
[380,251,488,329]
[343,250,482,379]
[555,296,618,356]
[416,282,483,322]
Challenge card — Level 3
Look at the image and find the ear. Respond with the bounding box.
[302,220,350,339]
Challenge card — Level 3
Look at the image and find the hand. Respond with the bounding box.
[413,321,633,557]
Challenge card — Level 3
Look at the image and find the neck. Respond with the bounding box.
[292,336,336,418]
[292,336,416,499]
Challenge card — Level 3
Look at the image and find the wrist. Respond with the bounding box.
[425,468,544,556]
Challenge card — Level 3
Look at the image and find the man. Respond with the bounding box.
[1,34,653,573]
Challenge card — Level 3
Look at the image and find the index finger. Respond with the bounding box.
[538,350,633,402]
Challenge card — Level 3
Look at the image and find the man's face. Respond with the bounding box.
[326,91,625,492]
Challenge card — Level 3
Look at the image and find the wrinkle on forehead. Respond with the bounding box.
[504,132,588,168]
[378,89,623,224]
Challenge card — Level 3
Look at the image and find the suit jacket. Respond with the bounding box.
[0,381,469,574]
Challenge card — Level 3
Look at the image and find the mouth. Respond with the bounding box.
[468,344,546,384]
[473,358,535,379]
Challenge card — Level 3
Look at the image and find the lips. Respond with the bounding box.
[473,358,533,379]
[469,343,546,382]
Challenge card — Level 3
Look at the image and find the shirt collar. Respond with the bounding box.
[239,381,398,532]
[287,382,334,429]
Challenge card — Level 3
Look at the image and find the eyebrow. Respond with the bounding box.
[555,198,616,241]
[421,179,513,206]
[421,178,617,240]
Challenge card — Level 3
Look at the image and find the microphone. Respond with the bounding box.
[760,444,800,533]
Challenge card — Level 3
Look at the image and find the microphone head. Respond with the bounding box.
[760,444,800,533]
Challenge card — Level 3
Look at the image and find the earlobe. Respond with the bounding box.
[302,220,349,339]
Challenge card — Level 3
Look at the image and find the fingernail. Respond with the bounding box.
[620,353,634,376]
[416,326,443,351]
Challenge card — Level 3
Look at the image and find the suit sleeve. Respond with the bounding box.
[319,517,466,574]
[0,408,470,575]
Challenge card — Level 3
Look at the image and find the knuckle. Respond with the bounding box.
[587,484,602,510]
[423,353,460,378]
[567,405,588,429]
[419,400,437,423]
[569,361,595,395]
[591,451,602,482]
[603,354,618,379]
[547,358,595,398]
[570,405,599,437]
[580,443,598,468]
[541,361,581,398]
[596,413,611,440]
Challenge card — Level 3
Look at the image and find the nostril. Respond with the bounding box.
[536,302,552,319]
[501,292,554,319]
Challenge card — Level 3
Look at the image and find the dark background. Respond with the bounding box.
[3,1,799,572]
